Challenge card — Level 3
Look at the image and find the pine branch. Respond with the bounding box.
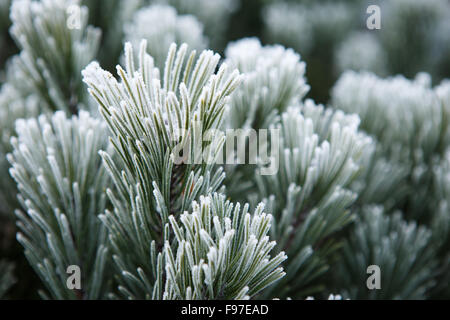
[332,71,450,220]
[332,70,450,299]
[223,38,309,201]
[334,206,437,299]
[164,193,287,300]
[9,0,101,114]
[0,59,41,217]
[9,111,112,299]
[225,38,309,130]
[83,41,242,299]
[255,102,371,298]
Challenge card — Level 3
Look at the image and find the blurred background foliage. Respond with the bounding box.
[2,0,450,102]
